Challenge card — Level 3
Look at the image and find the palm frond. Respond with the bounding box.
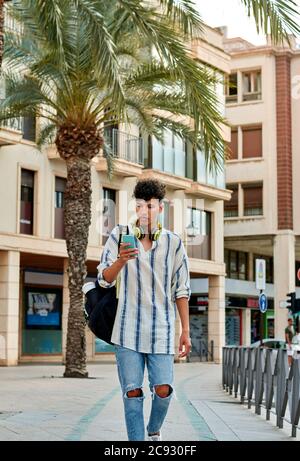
[158,0,204,38]
[101,139,115,181]
[240,0,300,44]
[36,121,57,149]
[0,72,64,122]
[8,0,69,55]
[72,0,125,109]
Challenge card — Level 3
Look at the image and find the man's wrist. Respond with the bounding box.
[115,258,125,269]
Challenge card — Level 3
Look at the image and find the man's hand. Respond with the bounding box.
[178,331,192,358]
[118,243,139,263]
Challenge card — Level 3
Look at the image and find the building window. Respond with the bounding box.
[242,70,262,102]
[242,125,262,158]
[226,73,238,104]
[254,255,273,284]
[186,208,211,260]
[152,130,186,177]
[103,108,118,157]
[194,148,225,188]
[224,184,238,218]
[23,116,36,142]
[102,188,116,245]
[20,169,34,235]
[227,128,238,160]
[243,183,263,216]
[225,249,248,280]
[54,177,66,239]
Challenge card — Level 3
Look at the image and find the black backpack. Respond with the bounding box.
[84,224,128,344]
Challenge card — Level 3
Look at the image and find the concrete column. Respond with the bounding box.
[213,201,224,264]
[274,232,295,339]
[238,126,243,160]
[208,275,225,363]
[237,71,243,105]
[242,309,251,346]
[89,167,100,247]
[62,258,69,363]
[0,250,20,366]
[248,252,254,281]
[238,184,243,218]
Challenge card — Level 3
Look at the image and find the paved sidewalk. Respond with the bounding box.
[0,362,298,441]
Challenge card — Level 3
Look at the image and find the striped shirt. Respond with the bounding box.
[97,223,191,355]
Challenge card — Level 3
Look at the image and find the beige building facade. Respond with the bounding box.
[223,35,300,345]
[0,25,232,366]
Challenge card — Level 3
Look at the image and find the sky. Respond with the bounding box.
[195,0,300,45]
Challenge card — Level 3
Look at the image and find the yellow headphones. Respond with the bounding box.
[133,220,162,241]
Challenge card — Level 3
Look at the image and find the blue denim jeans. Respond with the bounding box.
[115,345,174,441]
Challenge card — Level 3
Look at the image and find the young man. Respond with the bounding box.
[97,179,191,441]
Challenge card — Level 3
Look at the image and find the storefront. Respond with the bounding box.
[189,294,243,350]
[226,308,242,346]
[189,296,208,359]
[227,296,274,344]
[22,270,63,356]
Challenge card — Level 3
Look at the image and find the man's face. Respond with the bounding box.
[288,319,293,327]
[136,198,163,231]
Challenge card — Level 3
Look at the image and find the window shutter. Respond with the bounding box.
[243,126,262,158]
[244,185,262,208]
[227,129,238,159]
[225,185,238,212]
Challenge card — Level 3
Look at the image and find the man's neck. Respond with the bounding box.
[138,220,156,236]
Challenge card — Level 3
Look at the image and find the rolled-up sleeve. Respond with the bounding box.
[171,238,191,301]
[97,226,120,288]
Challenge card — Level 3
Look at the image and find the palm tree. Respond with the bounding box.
[0,0,225,377]
[0,0,299,377]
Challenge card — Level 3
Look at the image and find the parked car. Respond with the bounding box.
[250,338,287,350]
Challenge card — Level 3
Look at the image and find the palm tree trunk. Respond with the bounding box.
[56,124,103,378]
[63,156,91,377]
[0,0,5,69]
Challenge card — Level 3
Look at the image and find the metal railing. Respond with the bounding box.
[223,346,300,437]
[104,128,144,165]
[0,117,23,132]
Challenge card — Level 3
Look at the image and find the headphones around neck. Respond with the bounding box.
[133,220,162,241]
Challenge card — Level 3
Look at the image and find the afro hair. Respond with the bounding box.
[133,179,166,202]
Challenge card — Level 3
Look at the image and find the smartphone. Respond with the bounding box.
[121,234,137,250]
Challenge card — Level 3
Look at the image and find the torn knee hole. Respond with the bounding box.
[154,384,172,398]
[126,388,143,398]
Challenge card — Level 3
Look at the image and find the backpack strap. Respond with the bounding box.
[117,225,123,250]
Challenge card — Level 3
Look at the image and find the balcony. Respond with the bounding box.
[0,113,37,146]
[0,117,23,145]
[46,145,60,160]
[95,129,144,177]
[141,168,193,191]
[189,182,232,201]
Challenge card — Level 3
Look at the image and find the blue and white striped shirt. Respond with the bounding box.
[97,223,191,355]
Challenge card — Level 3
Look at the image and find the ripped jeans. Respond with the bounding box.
[115,345,174,441]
